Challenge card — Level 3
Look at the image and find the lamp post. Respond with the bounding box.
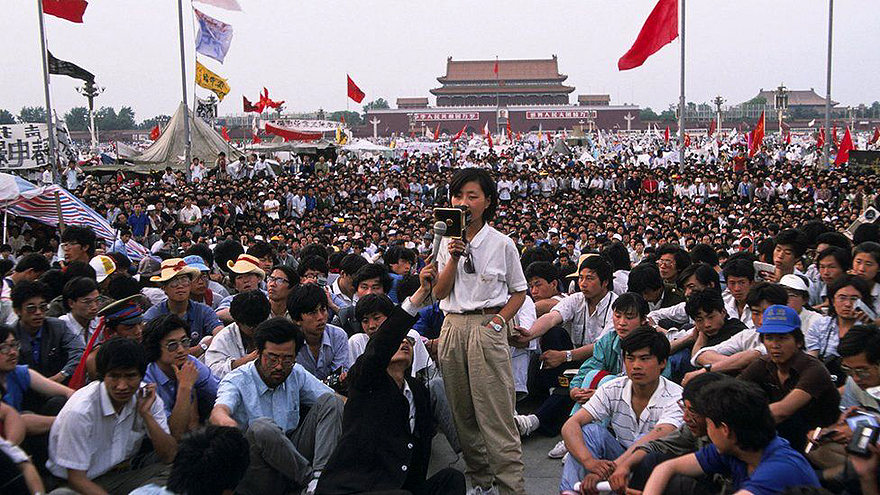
[76,80,104,151]
[774,84,788,136]
[713,95,724,135]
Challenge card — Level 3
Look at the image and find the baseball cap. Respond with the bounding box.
[89,255,117,283]
[779,274,809,293]
[757,305,801,334]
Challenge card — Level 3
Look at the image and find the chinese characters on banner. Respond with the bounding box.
[195,61,230,101]
[0,124,50,169]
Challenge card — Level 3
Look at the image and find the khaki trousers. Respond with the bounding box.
[438,313,525,495]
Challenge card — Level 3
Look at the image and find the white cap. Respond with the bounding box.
[89,255,117,283]
[779,274,809,293]
[146,205,156,211]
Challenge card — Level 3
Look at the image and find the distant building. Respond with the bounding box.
[363,56,639,136]
[430,56,575,107]
[750,88,837,112]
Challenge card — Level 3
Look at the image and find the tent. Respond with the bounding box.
[0,173,149,259]
[545,138,572,156]
[131,102,242,171]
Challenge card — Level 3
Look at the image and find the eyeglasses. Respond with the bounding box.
[166,276,192,288]
[834,294,861,304]
[841,365,876,380]
[76,296,100,306]
[266,276,289,286]
[263,354,295,368]
[162,338,191,352]
[24,303,49,314]
[403,336,416,346]
[0,340,20,355]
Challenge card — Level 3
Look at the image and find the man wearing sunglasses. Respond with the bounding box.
[316,263,466,494]
[11,280,85,385]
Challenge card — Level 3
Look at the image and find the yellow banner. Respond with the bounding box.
[195,61,230,101]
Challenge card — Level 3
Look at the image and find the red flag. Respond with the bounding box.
[618,0,678,70]
[664,126,669,145]
[707,119,716,138]
[483,121,493,149]
[252,132,262,144]
[221,126,231,142]
[831,126,839,147]
[257,88,284,113]
[834,128,854,165]
[684,134,691,147]
[784,131,791,145]
[870,127,880,145]
[506,121,513,142]
[748,111,765,157]
[347,75,365,103]
[341,115,346,125]
[493,59,499,75]
[149,125,160,141]
[817,128,825,149]
[450,125,466,143]
[42,0,88,23]
[243,96,259,113]
[432,123,441,141]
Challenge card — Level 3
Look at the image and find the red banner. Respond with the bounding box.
[264,122,322,141]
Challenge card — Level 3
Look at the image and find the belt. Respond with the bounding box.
[458,307,504,316]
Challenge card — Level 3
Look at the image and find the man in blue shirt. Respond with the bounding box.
[288,284,350,381]
[128,203,149,243]
[643,379,820,495]
[209,317,343,495]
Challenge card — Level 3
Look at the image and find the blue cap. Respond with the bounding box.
[182,255,210,272]
[757,305,801,334]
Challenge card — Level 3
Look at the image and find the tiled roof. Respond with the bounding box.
[754,89,837,106]
[438,56,567,82]
[430,85,575,95]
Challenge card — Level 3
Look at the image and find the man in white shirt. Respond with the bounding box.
[205,290,270,379]
[263,190,281,220]
[518,254,617,369]
[177,197,201,229]
[47,337,177,495]
[560,327,683,492]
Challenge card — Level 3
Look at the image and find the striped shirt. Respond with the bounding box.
[582,375,684,447]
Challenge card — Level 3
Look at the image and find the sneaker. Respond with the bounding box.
[561,452,570,465]
[548,440,568,459]
[513,414,539,436]
[304,476,319,495]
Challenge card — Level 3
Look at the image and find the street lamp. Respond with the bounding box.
[76,80,105,150]
[774,84,788,136]
[713,95,724,134]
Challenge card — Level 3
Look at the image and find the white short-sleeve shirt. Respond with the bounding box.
[583,375,683,447]
[437,224,527,313]
[47,380,168,479]
[552,291,617,347]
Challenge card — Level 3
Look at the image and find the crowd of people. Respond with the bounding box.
[1,131,880,495]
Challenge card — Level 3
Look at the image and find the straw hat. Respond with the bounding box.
[150,258,201,283]
[226,254,266,279]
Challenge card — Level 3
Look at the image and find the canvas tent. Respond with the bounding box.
[545,138,572,156]
[131,102,241,171]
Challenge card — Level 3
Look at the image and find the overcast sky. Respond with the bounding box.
[3,0,877,122]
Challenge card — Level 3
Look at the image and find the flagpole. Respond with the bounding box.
[177,0,192,178]
[678,0,686,173]
[36,0,58,183]
[823,0,833,169]
[495,56,500,139]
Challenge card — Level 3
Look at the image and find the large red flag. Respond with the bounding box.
[832,126,839,147]
[221,127,231,142]
[707,119,716,138]
[43,0,88,23]
[347,75,365,103]
[618,0,678,70]
[749,111,765,157]
[684,134,691,148]
[816,128,825,149]
[664,125,670,145]
[870,127,880,145]
[252,132,262,144]
[834,128,854,165]
[433,123,441,141]
[149,125,160,141]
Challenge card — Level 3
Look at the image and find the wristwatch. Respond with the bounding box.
[703,363,712,372]
[200,342,209,352]
[489,321,503,332]
[565,350,573,362]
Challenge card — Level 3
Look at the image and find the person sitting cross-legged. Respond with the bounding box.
[643,379,821,495]
[209,317,344,495]
[559,326,683,493]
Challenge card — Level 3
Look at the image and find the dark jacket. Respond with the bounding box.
[14,317,85,379]
[333,305,362,337]
[316,306,434,494]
